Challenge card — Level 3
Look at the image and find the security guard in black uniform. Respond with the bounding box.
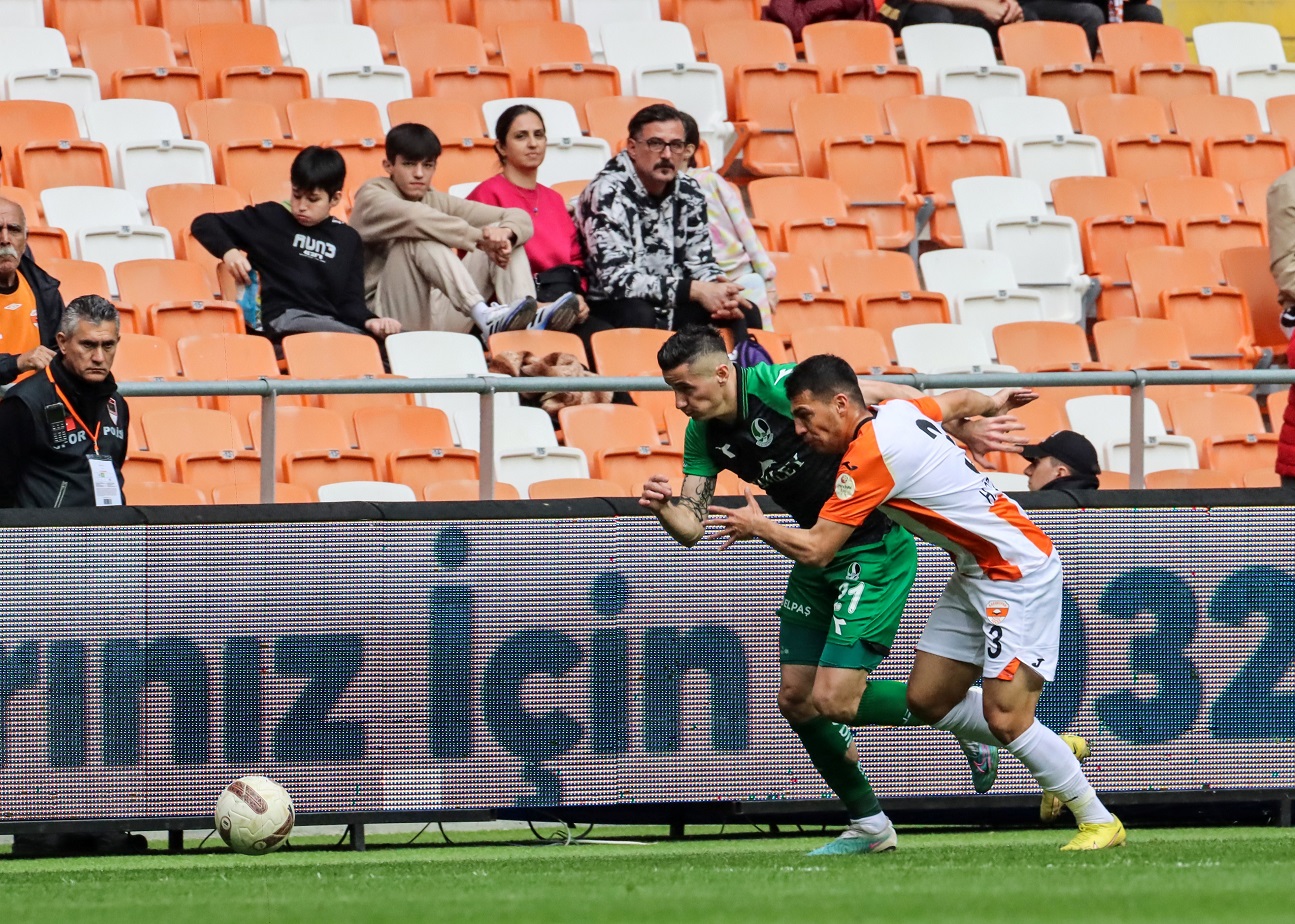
[0,295,128,508]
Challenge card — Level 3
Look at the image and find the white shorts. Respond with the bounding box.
[915,555,1063,682]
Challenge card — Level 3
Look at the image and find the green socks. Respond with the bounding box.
[854,679,917,727]
[791,715,881,819]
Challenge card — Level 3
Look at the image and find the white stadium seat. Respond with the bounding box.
[1104,434,1199,475]
[264,0,352,58]
[1065,394,1167,452]
[919,248,1044,356]
[900,24,1026,115]
[316,481,418,502]
[1,27,100,134]
[891,322,1018,390]
[384,331,519,445]
[83,99,215,212]
[570,0,659,59]
[41,186,173,294]
[285,25,410,129]
[977,96,1105,201]
[1193,22,1295,131]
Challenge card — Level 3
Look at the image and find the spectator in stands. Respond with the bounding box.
[466,104,595,339]
[576,103,761,332]
[761,0,875,42]
[351,122,578,339]
[1084,0,1162,27]
[673,112,778,330]
[0,197,62,386]
[0,296,128,509]
[1267,166,1295,487]
[191,147,398,342]
[876,0,1035,36]
[1019,0,1104,52]
[1022,430,1101,492]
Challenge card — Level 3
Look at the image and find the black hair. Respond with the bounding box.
[289,146,346,197]
[385,122,442,163]
[628,103,684,140]
[61,295,119,337]
[677,110,701,169]
[784,354,864,406]
[493,104,545,164]
[657,324,729,372]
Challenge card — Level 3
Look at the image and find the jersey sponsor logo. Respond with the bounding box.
[755,452,805,487]
[292,232,337,263]
[834,472,856,500]
[986,601,1010,624]
[106,397,118,425]
[751,417,773,448]
[780,600,812,616]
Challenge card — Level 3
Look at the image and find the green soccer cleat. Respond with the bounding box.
[1060,816,1126,851]
[1040,734,1092,823]
[958,740,998,793]
[807,822,898,855]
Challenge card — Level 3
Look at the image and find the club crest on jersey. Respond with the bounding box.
[986,601,1010,624]
[834,472,856,499]
[106,398,118,425]
[847,562,861,580]
[751,417,773,448]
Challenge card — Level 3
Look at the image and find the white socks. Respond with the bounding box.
[848,812,892,836]
[469,301,492,329]
[932,687,1000,747]
[1005,721,1114,825]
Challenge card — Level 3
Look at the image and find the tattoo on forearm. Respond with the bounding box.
[671,477,715,522]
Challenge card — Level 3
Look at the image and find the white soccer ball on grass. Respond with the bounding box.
[215,776,295,855]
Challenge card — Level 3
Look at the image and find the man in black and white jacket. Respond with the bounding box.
[576,104,761,332]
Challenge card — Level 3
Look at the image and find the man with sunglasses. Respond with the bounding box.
[576,104,762,332]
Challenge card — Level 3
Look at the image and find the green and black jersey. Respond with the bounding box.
[682,363,891,546]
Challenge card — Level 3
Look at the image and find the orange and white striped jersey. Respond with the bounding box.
[819,397,1055,582]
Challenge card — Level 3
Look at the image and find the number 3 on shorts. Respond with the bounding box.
[986,624,1003,659]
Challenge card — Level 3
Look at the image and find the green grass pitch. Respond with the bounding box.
[4,826,1295,923]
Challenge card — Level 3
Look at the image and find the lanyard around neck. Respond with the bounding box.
[46,365,100,454]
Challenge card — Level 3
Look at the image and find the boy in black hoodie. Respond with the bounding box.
[191,146,401,341]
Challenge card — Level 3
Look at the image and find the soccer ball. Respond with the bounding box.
[215,776,295,855]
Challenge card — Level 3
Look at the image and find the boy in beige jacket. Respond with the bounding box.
[350,123,577,337]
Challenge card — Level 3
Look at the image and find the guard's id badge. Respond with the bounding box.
[44,402,70,448]
[88,453,122,507]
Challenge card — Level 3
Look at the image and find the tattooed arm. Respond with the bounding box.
[639,473,716,547]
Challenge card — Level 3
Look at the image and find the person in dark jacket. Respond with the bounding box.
[1022,430,1101,492]
[0,197,64,385]
[191,146,400,341]
[0,295,128,509]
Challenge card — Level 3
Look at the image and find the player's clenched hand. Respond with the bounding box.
[991,387,1038,415]
[708,488,764,550]
[958,415,1028,467]
[639,473,675,512]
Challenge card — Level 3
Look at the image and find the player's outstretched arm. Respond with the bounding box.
[708,489,855,568]
[934,387,1037,422]
[640,473,715,547]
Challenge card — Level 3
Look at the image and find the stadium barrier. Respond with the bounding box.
[1,492,1294,841]
[118,368,1295,496]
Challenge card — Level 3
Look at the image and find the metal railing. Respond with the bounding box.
[117,368,1295,500]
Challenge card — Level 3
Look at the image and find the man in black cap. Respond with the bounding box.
[1022,430,1101,492]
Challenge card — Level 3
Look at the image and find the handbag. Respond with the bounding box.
[534,265,583,302]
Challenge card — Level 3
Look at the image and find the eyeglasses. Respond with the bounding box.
[636,137,696,155]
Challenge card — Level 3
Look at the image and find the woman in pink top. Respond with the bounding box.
[468,105,597,335]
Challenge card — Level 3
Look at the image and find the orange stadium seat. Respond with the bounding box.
[20,145,114,200]
[1144,469,1237,489]
[472,0,559,56]
[80,26,203,131]
[161,0,253,59]
[1239,179,1270,221]
[1268,96,1295,146]
[498,20,615,101]
[282,332,386,379]
[146,183,248,262]
[176,331,294,444]
[1077,94,1197,187]
[1167,392,1265,448]
[124,450,170,483]
[1240,468,1281,488]
[386,449,480,491]
[394,23,514,101]
[770,251,824,297]
[196,37,310,128]
[992,321,1106,373]
[527,477,629,499]
[885,95,1008,248]
[1222,246,1291,354]
[823,250,914,302]
[150,300,245,348]
[286,98,384,146]
[43,258,111,303]
[801,20,922,101]
[0,187,45,227]
[187,99,284,149]
[1126,245,1225,319]
[791,94,886,179]
[823,133,922,251]
[594,446,685,496]
[220,139,307,198]
[559,403,661,461]
[586,96,672,151]
[354,405,455,457]
[790,326,901,372]
[211,481,313,503]
[1097,21,1217,102]
[856,291,948,356]
[323,139,386,199]
[488,329,589,368]
[1169,95,1262,157]
[1162,287,1262,377]
[186,22,287,98]
[1203,135,1292,193]
[387,98,487,139]
[1092,317,1208,371]
[362,0,453,60]
[430,138,501,192]
[1144,177,1265,258]
[115,333,180,380]
[999,21,1117,125]
[142,406,258,487]
[250,406,380,494]
[764,291,852,341]
[423,479,518,501]
[1202,433,1279,475]
[1052,175,1170,320]
[116,258,210,309]
[52,0,143,62]
[128,481,209,505]
[747,177,874,269]
[23,229,72,265]
[316,376,414,445]
[589,328,676,432]
[676,0,761,57]
[0,102,81,190]
[1170,96,1292,189]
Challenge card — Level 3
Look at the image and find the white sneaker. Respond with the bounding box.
[479,296,537,337]
[530,291,581,332]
